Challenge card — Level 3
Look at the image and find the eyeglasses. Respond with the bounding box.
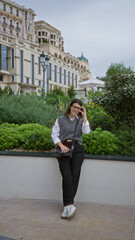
[72,105,81,111]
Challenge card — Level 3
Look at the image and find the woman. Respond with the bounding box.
[51,99,90,219]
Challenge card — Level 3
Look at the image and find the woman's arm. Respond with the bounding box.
[80,106,90,134]
[51,118,69,153]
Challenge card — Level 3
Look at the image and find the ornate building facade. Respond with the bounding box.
[0,0,91,94]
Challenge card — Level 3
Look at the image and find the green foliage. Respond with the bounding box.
[0,123,21,150]
[0,86,14,97]
[114,125,135,156]
[98,73,135,126]
[83,128,118,155]
[86,90,104,103]
[46,88,72,113]
[0,94,60,128]
[67,85,76,98]
[0,123,54,151]
[86,101,114,131]
[106,62,134,77]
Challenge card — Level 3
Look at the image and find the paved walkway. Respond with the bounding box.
[0,198,135,240]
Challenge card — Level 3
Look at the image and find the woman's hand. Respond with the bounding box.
[80,106,87,124]
[60,144,69,153]
[57,142,69,153]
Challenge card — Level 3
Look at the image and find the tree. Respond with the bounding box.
[99,73,135,127]
[99,62,134,83]
[106,62,133,76]
[67,85,76,98]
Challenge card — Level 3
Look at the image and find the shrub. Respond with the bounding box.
[67,85,76,98]
[19,124,54,150]
[114,125,135,156]
[0,123,54,151]
[0,94,60,128]
[86,102,114,131]
[83,128,118,155]
[0,123,21,150]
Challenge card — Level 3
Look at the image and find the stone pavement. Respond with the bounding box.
[0,198,135,240]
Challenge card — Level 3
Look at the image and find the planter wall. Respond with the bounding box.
[0,153,135,205]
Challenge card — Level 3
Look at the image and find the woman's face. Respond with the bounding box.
[70,103,81,118]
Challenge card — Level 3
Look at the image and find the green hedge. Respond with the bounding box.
[0,123,134,156]
[0,123,54,151]
[83,128,118,155]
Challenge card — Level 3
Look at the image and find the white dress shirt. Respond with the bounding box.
[51,116,90,145]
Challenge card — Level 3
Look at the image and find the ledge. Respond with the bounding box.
[0,151,135,162]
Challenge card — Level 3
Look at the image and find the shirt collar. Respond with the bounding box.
[68,115,79,121]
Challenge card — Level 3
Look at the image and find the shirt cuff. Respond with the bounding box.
[82,120,89,127]
[54,138,61,145]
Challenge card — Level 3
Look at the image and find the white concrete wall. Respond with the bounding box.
[0,155,135,205]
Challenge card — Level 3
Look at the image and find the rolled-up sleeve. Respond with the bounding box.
[82,121,90,134]
[51,118,61,144]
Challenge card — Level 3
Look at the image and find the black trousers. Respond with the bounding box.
[58,148,85,206]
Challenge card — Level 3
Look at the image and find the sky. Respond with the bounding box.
[16,0,135,77]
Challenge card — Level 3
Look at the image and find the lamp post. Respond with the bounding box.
[40,51,50,95]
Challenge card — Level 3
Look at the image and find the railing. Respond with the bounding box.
[9,24,14,30]
[2,22,8,27]
[15,27,21,32]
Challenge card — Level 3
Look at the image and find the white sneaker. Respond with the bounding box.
[61,206,68,219]
[67,205,76,219]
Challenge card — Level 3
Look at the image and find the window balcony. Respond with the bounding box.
[9,24,14,30]
[15,27,21,32]
[2,22,8,28]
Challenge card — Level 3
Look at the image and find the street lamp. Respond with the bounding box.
[40,51,50,94]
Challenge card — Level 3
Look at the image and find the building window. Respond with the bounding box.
[48,63,52,80]
[38,39,41,43]
[28,12,31,21]
[3,17,6,24]
[31,54,34,85]
[26,77,29,84]
[10,31,12,35]
[38,32,41,36]
[11,75,14,82]
[0,75,3,81]
[42,31,45,36]
[16,22,19,28]
[75,75,77,88]
[38,57,41,74]
[11,48,15,68]
[68,71,70,86]
[20,50,23,83]
[72,73,74,86]
[54,65,57,82]
[38,80,41,86]
[3,4,6,11]
[10,7,13,14]
[3,28,6,32]
[16,9,19,17]
[59,67,62,84]
[16,33,19,37]
[64,69,66,85]
[0,45,8,71]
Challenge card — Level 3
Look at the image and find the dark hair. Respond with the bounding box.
[64,98,83,118]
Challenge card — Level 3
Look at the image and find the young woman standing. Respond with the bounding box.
[51,99,90,219]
